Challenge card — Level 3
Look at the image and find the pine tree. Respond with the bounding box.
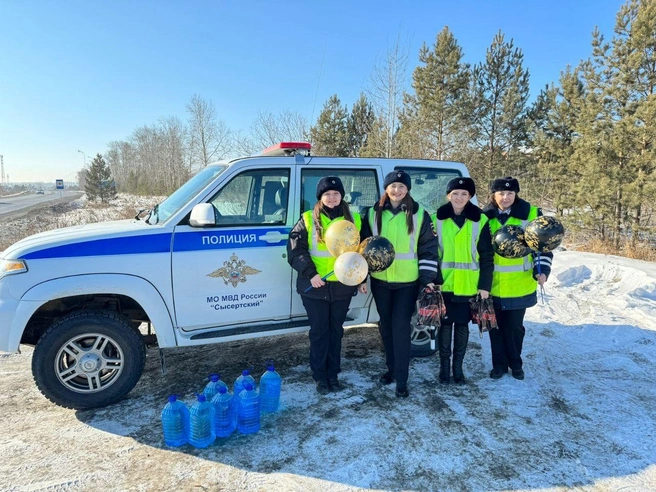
[347,93,375,157]
[85,154,117,203]
[402,27,470,160]
[570,0,656,249]
[529,68,585,215]
[468,31,531,185]
[310,95,349,156]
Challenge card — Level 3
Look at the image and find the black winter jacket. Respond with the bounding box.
[435,201,494,303]
[360,199,442,289]
[286,206,358,301]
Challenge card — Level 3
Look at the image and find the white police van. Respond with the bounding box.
[0,143,471,408]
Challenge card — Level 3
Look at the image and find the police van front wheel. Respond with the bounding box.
[410,314,438,358]
[32,310,146,409]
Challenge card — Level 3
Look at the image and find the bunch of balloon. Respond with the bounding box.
[305,220,368,290]
[492,218,564,259]
[492,217,565,302]
[325,221,369,286]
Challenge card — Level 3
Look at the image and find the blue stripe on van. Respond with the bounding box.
[20,227,292,260]
[21,233,173,260]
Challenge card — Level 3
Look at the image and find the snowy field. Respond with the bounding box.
[1,201,656,491]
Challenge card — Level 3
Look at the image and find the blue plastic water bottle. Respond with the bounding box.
[203,373,228,400]
[233,369,256,397]
[161,395,190,447]
[211,386,236,438]
[259,364,281,413]
[189,394,215,448]
[237,382,260,434]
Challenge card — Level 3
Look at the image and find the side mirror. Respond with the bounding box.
[189,203,216,227]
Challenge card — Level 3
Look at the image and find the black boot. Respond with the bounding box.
[438,324,452,383]
[452,323,469,384]
[439,359,450,384]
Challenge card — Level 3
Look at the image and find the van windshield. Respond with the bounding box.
[146,165,227,224]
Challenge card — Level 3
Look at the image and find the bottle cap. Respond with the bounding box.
[242,369,250,376]
[209,373,219,382]
[267,364,275,372]
[244,382,254,391]
[218,386,227,394]
[168,395,177,403]
[197,394,206,402]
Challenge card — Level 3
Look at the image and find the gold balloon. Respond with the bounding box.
[333,252,369,286]
[324,220,360,257]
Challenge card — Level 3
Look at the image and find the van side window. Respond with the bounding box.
[396,167,464,212]
[208,169,290,226]
[301,169,379,215]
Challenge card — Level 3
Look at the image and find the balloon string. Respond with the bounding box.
[303,271,335,292]
[536,252,546,304]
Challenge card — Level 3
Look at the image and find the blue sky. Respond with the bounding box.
[0,0,623,184]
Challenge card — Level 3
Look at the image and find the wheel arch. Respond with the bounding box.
[12,274,177,350]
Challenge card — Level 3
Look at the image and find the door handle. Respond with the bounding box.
[259,231,289,243]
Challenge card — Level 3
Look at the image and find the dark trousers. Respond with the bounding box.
[438,322,470,362]
[371,282,419,387]
[488,308,526,371]
[302,296,351,381]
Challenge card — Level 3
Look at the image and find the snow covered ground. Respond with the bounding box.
[1,228,656,490]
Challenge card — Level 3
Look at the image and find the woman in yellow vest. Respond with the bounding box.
[360,171,440,398]
[287,177,362,394]
[483,177,552,380]
[433,177,494,384]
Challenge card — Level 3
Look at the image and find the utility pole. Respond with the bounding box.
[0,154,4,186]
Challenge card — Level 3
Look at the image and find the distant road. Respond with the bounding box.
[0,191,84,221]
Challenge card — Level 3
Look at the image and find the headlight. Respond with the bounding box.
[0,259,28,278]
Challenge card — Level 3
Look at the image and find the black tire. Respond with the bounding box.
[32,310,146,409]
[410,312,438,358]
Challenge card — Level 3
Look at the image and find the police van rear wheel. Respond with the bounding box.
[410,313,438,358]
[32,310,146,409]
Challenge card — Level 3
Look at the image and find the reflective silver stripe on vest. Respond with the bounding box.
[442,261,480,270]
[309,221,334,257]
[436,218,479,270]
[373,212,418,260]
[309,227,332,257]
[494,264,528,273]
[436,220,444,259]
[470,221,480,266]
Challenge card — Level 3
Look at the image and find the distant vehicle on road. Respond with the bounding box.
[35,190,45,195]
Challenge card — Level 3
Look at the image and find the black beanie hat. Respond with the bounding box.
[316,176,345,200]
[383,170,412,191]
[446,177,476,197]
[490,176,520,193]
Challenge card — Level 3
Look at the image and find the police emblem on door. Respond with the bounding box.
[208,253,261,287]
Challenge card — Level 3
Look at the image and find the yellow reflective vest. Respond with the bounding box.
[488,206,539,298]
[368,207,423,283]
[432,213,488,296]
[303,211,362,281]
